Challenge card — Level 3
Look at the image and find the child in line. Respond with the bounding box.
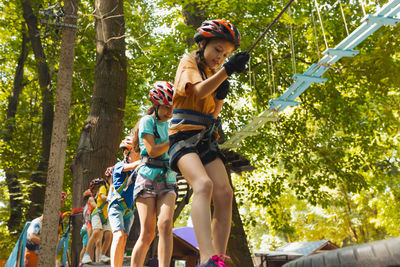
[108,137,140,267]
[168,20,249,266]
[82,178,111,264]
[130,81,177,267]
[80,189,93,264]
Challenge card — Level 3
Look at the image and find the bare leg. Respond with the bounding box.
[102,230,112,255]
[130,197,156,267]
[177,153,215,264]
[80,246,86,261]
[85,228,102,261]
[205,157,233,255]
[95,231,103,262]
[156,193,176,267]
[110,230,127,267]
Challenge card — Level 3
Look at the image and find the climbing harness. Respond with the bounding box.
[108,170,136,219]
[169,109,221,165]
[91,181,109,224]
[134,154,177,198]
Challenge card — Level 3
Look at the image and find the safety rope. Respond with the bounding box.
[311,10,321,61]
[339,0,350,36]
[289,6,297,75]
[360,0,367,16]
[314,0,329,50]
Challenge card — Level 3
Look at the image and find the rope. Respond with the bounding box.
[270,51,276,95]
[340,0,350,36]
[247,0,296,53]
[311,10,321,61]
[266,42,273,96]
[360,0,367,16]
[314,0,329,50]
[289,6,296,75]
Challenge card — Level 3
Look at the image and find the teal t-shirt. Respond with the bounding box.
[138,115,176,183]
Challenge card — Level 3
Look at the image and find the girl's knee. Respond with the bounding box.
[193,177,213,196]
[157,217,173,235]
[140,227,156,243]
[113,230,127,242]
[215,185,233,205]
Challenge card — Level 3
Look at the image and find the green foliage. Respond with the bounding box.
[0,0,399,258]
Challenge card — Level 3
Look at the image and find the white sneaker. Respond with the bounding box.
[100,254,110,263]
[81,253,92,264]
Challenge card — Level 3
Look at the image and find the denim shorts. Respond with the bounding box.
[91,213,111,231]
[108,201,135,234]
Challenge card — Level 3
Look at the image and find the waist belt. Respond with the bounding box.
[141,155,169,169]
[171,109,218,128]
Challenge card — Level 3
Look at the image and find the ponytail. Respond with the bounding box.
[130,106,156,154]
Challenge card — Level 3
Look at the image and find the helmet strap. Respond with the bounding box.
[197,39,210,63]
[155,105,161,121]
[124,149,130,163]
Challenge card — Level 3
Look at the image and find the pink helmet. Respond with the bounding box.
[194,20,241,49]
[105,166,114,177]
[120,136,133,150]
[149,81,174,106]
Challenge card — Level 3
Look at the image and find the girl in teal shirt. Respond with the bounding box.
[130,81,176,267]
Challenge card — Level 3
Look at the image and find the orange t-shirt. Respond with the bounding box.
[170,53,216,135]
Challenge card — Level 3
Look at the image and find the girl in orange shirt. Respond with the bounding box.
[169,20,249,266]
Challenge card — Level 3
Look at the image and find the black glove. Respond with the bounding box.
[216,79,230,100]
[223,51,250,76]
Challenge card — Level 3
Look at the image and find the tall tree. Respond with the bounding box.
[3,26,29,234]
[37,0,79,265]
[70,0,127,264]
[21,0,54,220]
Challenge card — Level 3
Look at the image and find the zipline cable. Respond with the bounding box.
[247,0,296,54]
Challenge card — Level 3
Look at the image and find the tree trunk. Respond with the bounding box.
[21,0,54,220]
[37,0,79,265]
[227,169,253,267]
[4,27,29,234]
[182,1,205,47]
[70,0,127,265]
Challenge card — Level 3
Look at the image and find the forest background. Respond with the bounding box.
[0,0,399,263]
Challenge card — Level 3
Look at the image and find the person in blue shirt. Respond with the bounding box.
[130,81,177,267]
[108,136,140,267]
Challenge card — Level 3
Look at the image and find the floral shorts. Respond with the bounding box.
[134,174,176,200]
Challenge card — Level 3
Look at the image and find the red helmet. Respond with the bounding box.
[149,81,174,106]
[194,20,241,49]
[61,192,67,201]
[105,166,114,177]
[120,136,133,150]
[89,178,105,190]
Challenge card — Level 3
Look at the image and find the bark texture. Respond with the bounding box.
[37,0,79,265]
[70,0,127,265]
